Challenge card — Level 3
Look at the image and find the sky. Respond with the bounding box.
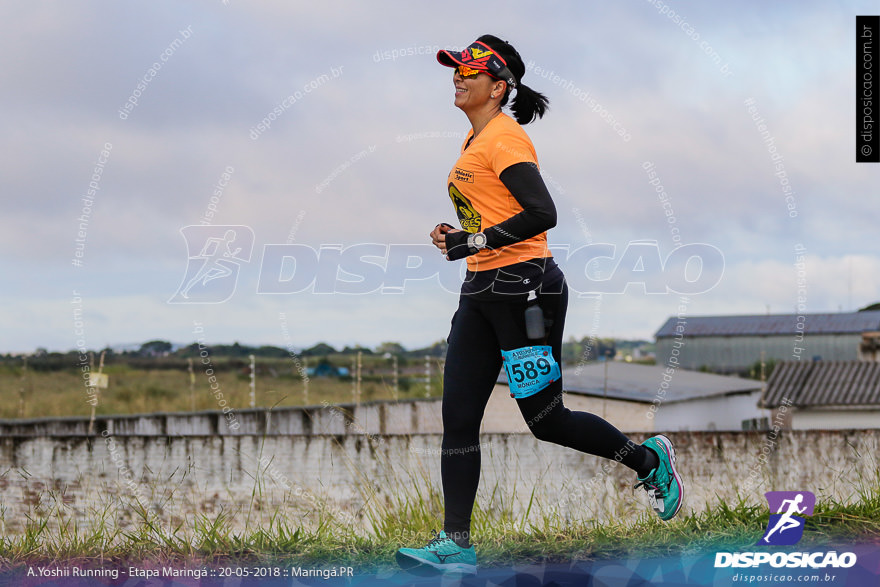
[2,0,878,354]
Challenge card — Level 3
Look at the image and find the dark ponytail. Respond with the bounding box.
[476,34,550,125]
[510,83,549,125]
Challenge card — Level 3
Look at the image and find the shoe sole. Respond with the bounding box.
[653,434,684,520]
[395,550,477,575]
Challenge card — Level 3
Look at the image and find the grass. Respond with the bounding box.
[1,463,878,572]
[1,364,877,571]
[0,365,443,420]
[1,496,877,571]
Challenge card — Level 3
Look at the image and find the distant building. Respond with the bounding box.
[654,311,880,373]
[760,360,880,429]
[487,362,763,433]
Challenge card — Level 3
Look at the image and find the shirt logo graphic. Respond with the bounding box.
[454,167,474,183]
[448,183,481,233]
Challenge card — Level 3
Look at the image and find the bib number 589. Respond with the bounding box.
[510,358,552,383]
[502,345,560,399]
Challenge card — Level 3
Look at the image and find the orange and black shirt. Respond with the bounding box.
[448,112,553,272]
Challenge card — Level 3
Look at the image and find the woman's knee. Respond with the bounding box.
[528,420,557,442]
[524,402,569,443]
[442,411,482,440]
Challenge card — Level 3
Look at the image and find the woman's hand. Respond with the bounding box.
[430,223,460,255]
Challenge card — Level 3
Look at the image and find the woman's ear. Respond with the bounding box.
[490,81,506,99]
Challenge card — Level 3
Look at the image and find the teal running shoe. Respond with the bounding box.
[396,530,477,574]
[634,434,684,521]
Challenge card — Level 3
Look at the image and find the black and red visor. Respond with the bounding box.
[437,41,517,88]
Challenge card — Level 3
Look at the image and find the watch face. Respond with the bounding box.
[474,233,487,247]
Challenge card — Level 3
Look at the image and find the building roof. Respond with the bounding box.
[498,362,761,404]
[761,360,880,408]
[655,311,880,339]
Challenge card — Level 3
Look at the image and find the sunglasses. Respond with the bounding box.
[449,41,517,88]
[455,65,482,78]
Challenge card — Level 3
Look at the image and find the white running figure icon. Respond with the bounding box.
[180,229,242,298]
[763,493,807,543]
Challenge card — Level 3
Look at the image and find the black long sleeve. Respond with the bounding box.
[485,161,556,248]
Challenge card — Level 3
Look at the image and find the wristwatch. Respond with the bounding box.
[467,232,487,253]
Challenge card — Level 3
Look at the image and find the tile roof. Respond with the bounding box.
[761,360,880,408]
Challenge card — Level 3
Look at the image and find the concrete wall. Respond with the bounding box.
[0,389,654,440]
[482,385,655,433]
[793,409,880,430]
[0,398,445,437]
[0,406,877,539]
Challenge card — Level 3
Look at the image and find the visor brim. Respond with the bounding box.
[436,49,488,71]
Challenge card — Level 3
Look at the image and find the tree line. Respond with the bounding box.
[3,337,653,373]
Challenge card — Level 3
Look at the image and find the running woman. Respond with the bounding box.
[396,35,683,574]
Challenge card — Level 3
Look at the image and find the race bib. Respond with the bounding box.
[501,345,560,399]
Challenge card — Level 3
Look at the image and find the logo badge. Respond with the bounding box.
[169,225,254,304]
[454,167,474,183]
[758,491,815,546]
[470,47,492,60]
[448,183,481,233]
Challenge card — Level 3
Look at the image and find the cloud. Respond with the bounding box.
[1,1,877,352]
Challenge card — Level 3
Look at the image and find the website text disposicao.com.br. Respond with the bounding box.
[716,550,857,583]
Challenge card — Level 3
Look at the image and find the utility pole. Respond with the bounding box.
[249,354,256,408]
[392,355,399,400]
[356,350,363,407]
[302,355,309,405]
[18,355,28,418]
[87,351,107,435]
[187,358,195,411]
[352,355,357,401]
[424,355,431,398]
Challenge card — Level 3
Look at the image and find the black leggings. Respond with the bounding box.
[441,282,649,538]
